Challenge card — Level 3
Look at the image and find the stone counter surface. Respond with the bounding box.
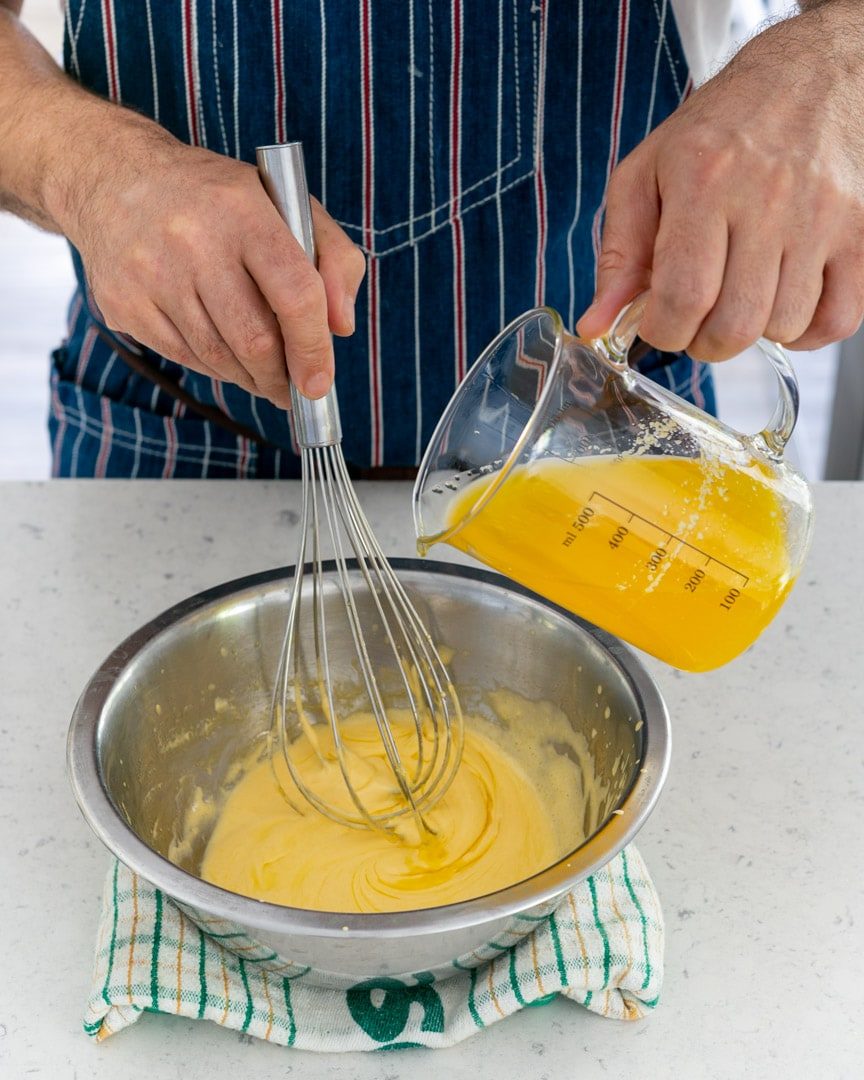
[0,481,861,1079]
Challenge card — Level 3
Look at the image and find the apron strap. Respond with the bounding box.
[91,320,419,478]
[91,321,276,447]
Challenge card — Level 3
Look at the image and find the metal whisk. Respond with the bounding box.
[257,142,463,832]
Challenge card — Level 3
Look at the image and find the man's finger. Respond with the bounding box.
[197,269,291,408]
[162,293,258,394]
[311,198,367,337]
[637,193,728,354]
[686,226,781,361]
[763,247,827,346]
[787,258,864,351]
[130,304,225,385]
[576,155,658,339]
[243,221,334,399]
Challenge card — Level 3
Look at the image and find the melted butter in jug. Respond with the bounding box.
[444,455,796,671]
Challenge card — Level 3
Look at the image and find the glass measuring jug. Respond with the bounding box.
[413,300,814,672]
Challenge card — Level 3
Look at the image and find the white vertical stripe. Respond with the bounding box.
[70,386,88,477]
[566,0,585,330]
[427,0,436,225]
[131,408,142,478]
[232,0,240,157]
[95,349,118,394]
[645,0,667,137]
[532,1,549,306]
[64,0,87,79]
[409,1,422,461]
[249,394,263,440]
[511,0,521,155]
[591,0,629,266]
[144,0,160,122]
[191,2,208,147]
[200,419,211,477]
[360,0,382,465]
[449,0,466,385]
[495,0,505,328]
[210,0,230,154]
[656,0,683,97]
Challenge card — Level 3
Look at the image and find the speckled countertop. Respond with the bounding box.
[0,481,861,1080]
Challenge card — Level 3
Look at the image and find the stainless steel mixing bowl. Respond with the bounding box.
[67,560,670,988]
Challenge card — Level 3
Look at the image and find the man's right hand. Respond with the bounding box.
[0,6,364,406]
[56,127,365,407]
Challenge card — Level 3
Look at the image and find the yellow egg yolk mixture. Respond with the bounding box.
[199,700,573,914]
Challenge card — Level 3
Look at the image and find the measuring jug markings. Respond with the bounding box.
[582,491,751,587]
[440,455,794,672]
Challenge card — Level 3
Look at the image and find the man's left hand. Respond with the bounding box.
[577,1,864,359]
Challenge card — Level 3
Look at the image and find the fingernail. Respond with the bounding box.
[342,296,356,334]
[304,370,332,399]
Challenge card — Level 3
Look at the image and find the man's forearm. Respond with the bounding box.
[798,0,861,11]
[0,8,172,234]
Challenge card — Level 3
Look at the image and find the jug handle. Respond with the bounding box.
[602,293,799,458]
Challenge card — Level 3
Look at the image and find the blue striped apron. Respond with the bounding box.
[50,0,715,478]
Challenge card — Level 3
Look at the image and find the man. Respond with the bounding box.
[1,1,862,477]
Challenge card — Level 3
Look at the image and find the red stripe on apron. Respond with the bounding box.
[101,0,120,102]
[272,0,286,143]
[449,0,466,385]
[236,435,250,478]
[212,380,236,422]
[689,360,706,411]
[51,381,67,477]
[75,325,98,384]
[360,0,382,466]
[162,416,178,478]
[94,396,113,477]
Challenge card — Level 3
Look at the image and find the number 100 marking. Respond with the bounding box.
[720,587,741,610]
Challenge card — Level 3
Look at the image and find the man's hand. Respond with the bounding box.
[577,1,864,360]
[57,126,365,407]
[0,8,364,407]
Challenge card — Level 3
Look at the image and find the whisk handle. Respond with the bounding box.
[256,142,342,447]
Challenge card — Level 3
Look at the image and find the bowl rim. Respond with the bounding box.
[67,558,670,938]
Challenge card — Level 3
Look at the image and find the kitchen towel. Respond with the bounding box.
[84,845,663,1051]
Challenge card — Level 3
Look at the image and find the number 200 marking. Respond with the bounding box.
[684,569,706,593]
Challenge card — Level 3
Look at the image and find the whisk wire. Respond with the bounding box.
[259,140,463,833]
[315,445,424,827]
[324,453,432,785]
